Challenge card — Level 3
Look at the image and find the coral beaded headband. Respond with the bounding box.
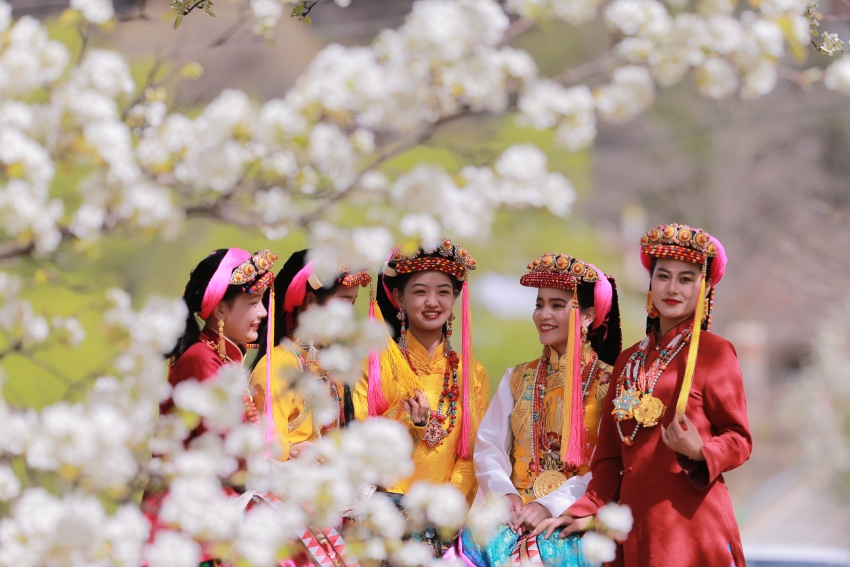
[383,238,477,281]
[639,223,726,285]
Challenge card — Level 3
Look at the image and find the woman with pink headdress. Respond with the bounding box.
[538,223,752,567]
[142,248,278,567]
[455,252,621,566]
[363,238,489,556]
[248,249,372,460]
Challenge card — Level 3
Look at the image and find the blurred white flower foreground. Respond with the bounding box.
[0,0,845,564]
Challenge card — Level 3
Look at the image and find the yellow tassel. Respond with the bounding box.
[560,292,578,461]
[677,274,707,421]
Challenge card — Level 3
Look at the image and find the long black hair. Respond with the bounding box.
[577,277,622,366]
[167,249,243,363]
[250,249,354,425]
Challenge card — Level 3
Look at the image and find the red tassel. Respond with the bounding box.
[457,281,473,459]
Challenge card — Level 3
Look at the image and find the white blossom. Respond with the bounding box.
[582,531,618,564]
[0,464,20,501]
[595,66,655,123]
[71,0,114,24]
[145,530,202,567]
[696,57,739,99]
[596,502,633,540]
[825,57,850,95]
[403,482,468,532]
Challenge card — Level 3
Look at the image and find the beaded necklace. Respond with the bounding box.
[420,342,460,447]
[613,324,693,446]
[282,339,347,435]
[527,345,597,497]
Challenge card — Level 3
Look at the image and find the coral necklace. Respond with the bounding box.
[613,324,693,446]
[420,336,460,447]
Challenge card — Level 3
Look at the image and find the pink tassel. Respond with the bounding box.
[457,281,473,459]
[367,296,389,416]
[565,301,586,469]
[264,288,276,459]
[283,261,314,314]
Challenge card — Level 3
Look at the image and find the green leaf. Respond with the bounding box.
[302,15,312,26]
[173,15,183,28]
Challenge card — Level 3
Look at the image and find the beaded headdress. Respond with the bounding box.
[520,252,621,468]
[373,238,478,459]
[381,238,476,283]
[639,223,727,421]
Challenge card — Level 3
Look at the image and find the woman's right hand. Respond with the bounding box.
[505,493,525,532]
[532,514,594,539]
[402,390,431,426]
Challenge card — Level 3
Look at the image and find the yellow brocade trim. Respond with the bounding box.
[508,350,611,504]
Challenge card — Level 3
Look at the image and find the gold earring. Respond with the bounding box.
[646,291,659,318]
[217,318,227,361]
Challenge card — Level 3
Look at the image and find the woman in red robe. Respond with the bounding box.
[537,223,752,567]
[142,247,278,566]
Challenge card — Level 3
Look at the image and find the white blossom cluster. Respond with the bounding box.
[601,0,810,100]
[0,0,845,564]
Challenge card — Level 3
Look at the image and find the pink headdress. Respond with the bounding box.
[199,249,252,320]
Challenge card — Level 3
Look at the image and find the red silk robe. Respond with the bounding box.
[568,319,752,567]
[141,331,245,564]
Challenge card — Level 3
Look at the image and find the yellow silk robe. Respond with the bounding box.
[363,333,489,504]
[250,340,368,461]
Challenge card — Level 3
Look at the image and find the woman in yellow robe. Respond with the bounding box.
[360,238,489,555]
[249,249,371,460]
[457,253,622,566]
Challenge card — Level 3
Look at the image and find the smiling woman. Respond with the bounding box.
[363,238,490,557]
[461,252,622,567]
[141,247,278,566]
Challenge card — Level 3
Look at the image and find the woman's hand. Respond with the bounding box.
[505,493,525,532]
[402,390,431,426]
[243,395,259,424]
[661,413,705,461]
[289,441,317,460]
[532,515,594,539]
[516,501,552,532]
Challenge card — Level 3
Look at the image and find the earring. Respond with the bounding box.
[217,318,227,361]
[580,324,588,344]
[444,312,455,353]
[397,308,408,353]
[646,291,659,318]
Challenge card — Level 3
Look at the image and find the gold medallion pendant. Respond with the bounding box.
[532,470,567,499]
[633,394,665,427]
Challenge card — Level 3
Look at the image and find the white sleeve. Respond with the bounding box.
[534,472,592,517]
[473,368,519,498]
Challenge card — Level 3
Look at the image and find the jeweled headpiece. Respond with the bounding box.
[520,253,600,291]
[199,248,278,320]
[383,238,477,282]
[639,223,726,285]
